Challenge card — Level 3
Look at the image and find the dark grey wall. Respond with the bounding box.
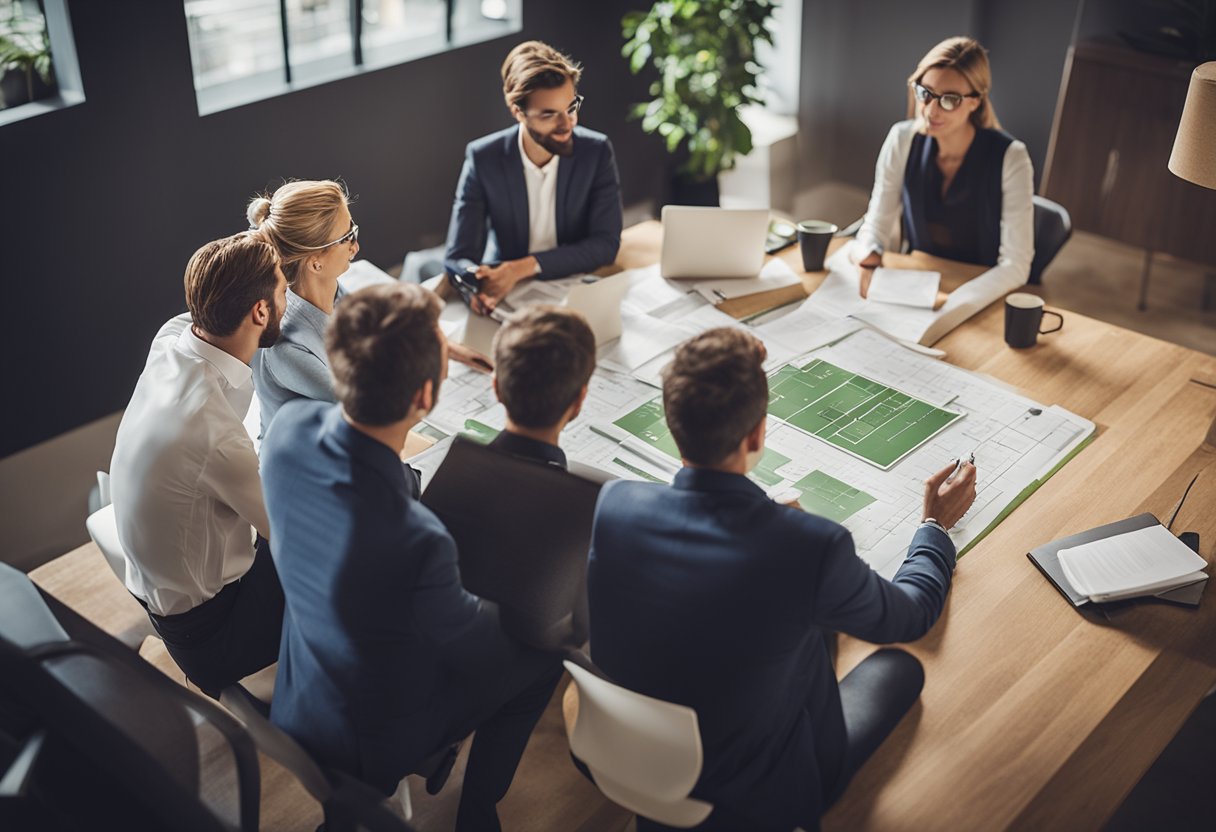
[0,0,662,458]
[798,0,1081,193]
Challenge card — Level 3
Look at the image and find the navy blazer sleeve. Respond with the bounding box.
[812,524,956,644]
[410,525,519,678]
[532,138,622,279]
[443,142,489,278]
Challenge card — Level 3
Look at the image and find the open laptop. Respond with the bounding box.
[660,205,770,279]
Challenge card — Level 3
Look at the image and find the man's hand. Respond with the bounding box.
[922,459,977,530]
[448,341,493,373]
[473,257,539,312]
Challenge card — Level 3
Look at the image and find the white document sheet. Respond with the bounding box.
[692,258,802,304]
[620,264,693,314]
[1058,524,1209,599]
[598,308,694,373]
[867,268,941,308]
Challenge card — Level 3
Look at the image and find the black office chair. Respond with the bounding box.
[1029,195,1072,285]
[220,683,419,832]
[0,561,260,831]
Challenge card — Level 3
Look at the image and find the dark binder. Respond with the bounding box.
[1027,513,1206,609]
[421,437,603,650]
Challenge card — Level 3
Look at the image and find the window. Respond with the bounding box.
[184,0,523,115]
[0,0,83,125]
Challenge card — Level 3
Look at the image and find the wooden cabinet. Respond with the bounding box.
[1042,41,1216,267]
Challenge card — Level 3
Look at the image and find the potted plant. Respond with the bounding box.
[622,0,777,206]
[0,3,55,110]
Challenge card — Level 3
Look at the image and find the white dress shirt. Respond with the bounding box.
[519,125,559,256]
[109,314,270,616]
[854,119,1034,313]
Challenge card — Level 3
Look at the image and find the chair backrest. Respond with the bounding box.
[0,562,260,831]
[1030,195,1073,284]
[219,684,415,832]
[562,660,713,829]
[85,503,130,589]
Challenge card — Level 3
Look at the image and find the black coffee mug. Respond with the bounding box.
[1005,292,1063,348]
[797,220,838,272]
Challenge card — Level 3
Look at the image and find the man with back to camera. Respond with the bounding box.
[259,282,562,831]
[443,40,623,312]
[108,232,288,697]
[488,304,596,469]
[587,328,977,831]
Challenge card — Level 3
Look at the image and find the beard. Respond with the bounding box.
[258,300,283,348]
[527,124,575,157]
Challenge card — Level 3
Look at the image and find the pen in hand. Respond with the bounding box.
[945,450,976,483]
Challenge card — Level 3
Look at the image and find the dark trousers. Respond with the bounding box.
[143,537,284,698]
[631,647,924,832]
[443,649,563,832]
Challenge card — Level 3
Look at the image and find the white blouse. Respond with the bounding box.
[854,119,1035,315]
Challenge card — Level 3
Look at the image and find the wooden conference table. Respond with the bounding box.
[30,221,1216,830]
[612,220,1216,830]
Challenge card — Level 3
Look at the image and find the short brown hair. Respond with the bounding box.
[325,283,443,426]
[183,232,280,338]
[501,40,582,111]
[661,328,768,466]
[493,306,596,429]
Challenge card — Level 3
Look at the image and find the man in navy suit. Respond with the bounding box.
[588,328,977,831]
[260,283,561,831]
[443,41,623,311]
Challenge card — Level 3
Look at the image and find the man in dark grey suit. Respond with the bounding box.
[588,328,977,831]
[443,40,622,311]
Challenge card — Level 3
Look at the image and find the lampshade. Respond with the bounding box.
[1168,62,1216,190]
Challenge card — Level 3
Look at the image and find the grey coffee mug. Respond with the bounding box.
[797,220,838,272]
[1005,293,1063,348]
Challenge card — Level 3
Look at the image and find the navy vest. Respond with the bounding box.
[902,127,1012,267]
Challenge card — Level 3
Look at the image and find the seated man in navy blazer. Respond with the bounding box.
[588,328,977,831]
[443,40,623,311]
[260,283,562,831]
[488,304,596,468]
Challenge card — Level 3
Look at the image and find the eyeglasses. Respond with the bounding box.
[912,82,980,112]
[315,222,359,250]
[522,94,584,123]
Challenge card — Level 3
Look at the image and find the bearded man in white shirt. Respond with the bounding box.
[109,232,288,696]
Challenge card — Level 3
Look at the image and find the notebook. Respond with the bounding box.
[1028,513,1209,608]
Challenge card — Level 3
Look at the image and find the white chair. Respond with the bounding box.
[562,659,713,829]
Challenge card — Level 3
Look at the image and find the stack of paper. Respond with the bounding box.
[867,268,940,308]
[1058,524,1209,603]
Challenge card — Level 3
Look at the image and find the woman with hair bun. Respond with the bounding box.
[853,36,1033,322]
[249,180,487,436]
[248,180,359,435]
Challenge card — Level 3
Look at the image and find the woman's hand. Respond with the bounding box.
[858,253,881,299]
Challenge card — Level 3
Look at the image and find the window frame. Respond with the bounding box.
[190,0,522,116]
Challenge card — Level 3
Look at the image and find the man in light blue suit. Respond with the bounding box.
[443,40,622,311]
[588,328,978,831]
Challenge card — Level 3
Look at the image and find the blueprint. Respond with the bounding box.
[410,264,1094,578]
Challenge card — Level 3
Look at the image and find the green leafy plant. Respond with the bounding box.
[0,3,54,103]
[622,0,777,183]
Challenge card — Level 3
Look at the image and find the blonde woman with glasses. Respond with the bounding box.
[249,179,486,437]
[853,37,1033,325]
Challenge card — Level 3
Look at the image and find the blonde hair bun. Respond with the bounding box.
[246,196,272,229]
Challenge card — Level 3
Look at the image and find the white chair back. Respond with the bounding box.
[563,660,713,828]
[86,502,130,588]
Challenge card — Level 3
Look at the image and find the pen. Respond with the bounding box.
[712,289,728,302]
[945,450,976,483]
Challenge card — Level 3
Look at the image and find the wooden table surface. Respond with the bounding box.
[618,220,1216,830]
[32,221,1216,831]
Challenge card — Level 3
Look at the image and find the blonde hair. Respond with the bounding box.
[246,180,349,285]
[906,36,1001,130]
[501,40,582,112]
